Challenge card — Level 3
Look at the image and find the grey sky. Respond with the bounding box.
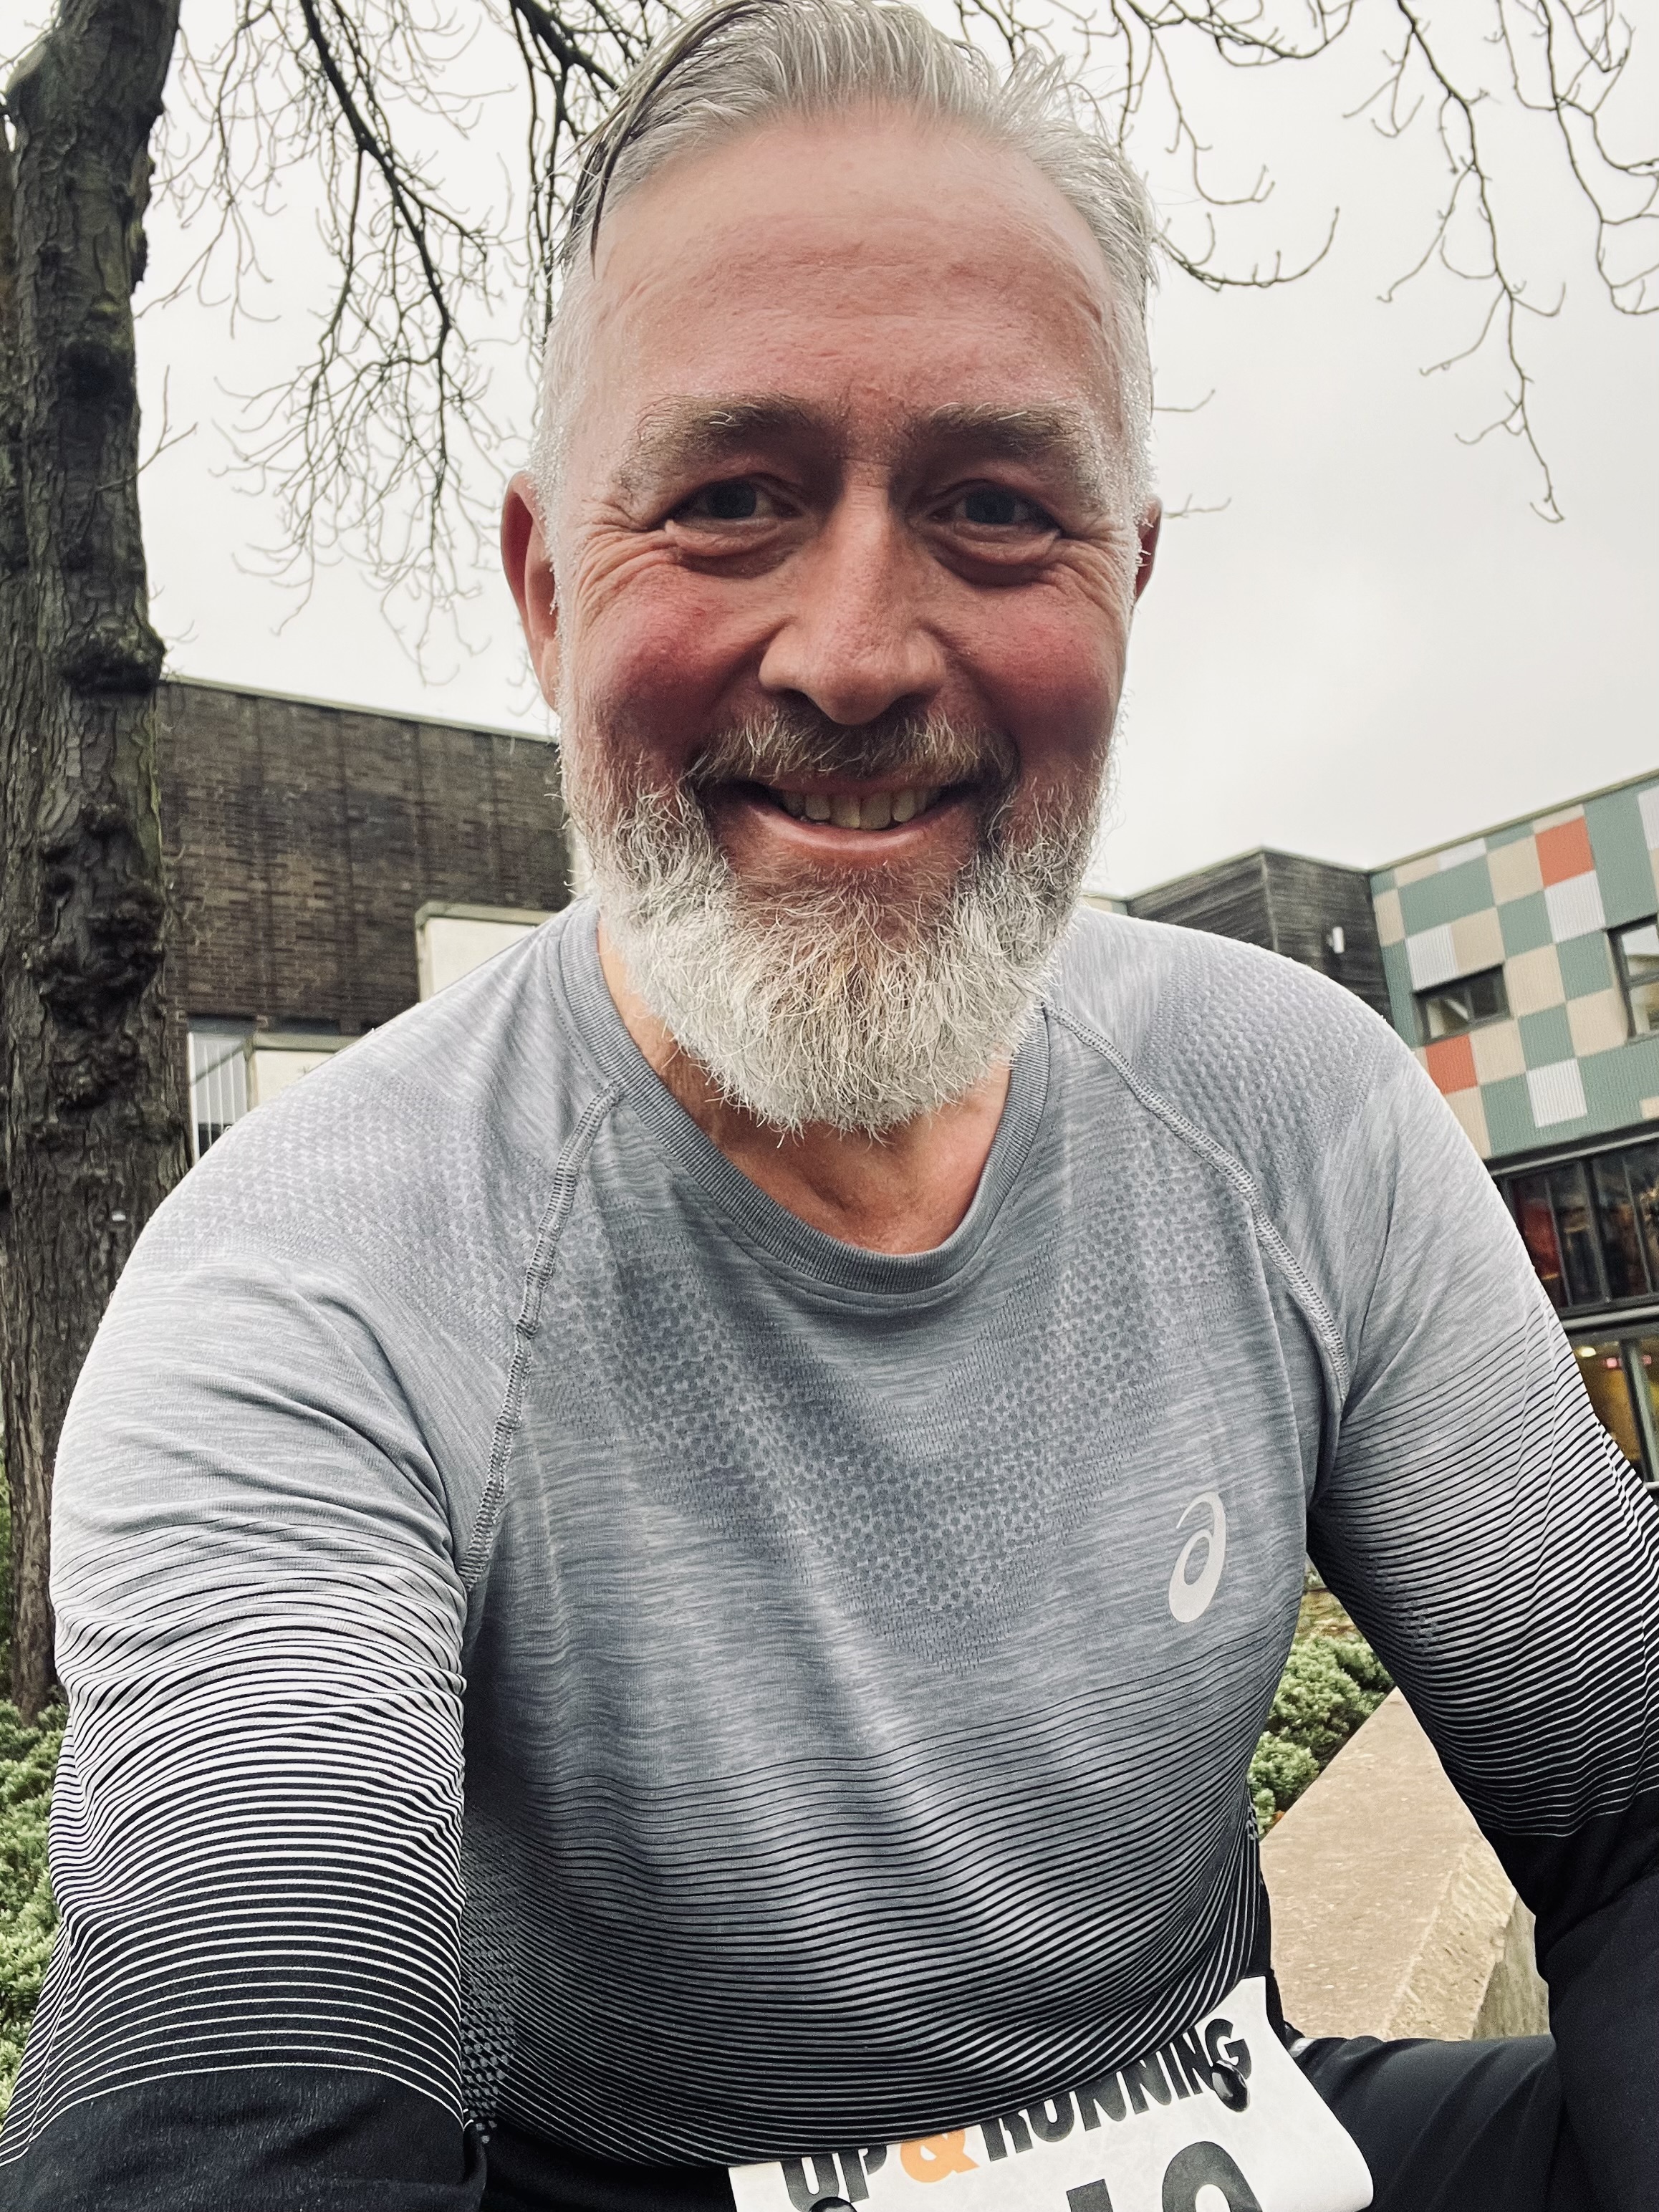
[122,0,1659,896]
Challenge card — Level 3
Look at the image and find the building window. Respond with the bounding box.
[1612,918,1659,1037]
[1501,1138,1659,1314]
[1571,1336,1659,1491]
[1415,966,1508,1044]
[415,903,552,1001]
[188,1022,349,1162]
[188,1023,253,1160]
[248,1036,346,1104]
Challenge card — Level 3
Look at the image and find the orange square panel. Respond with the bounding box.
[1424,1034,1478,1095]
[1537,816,1593,888]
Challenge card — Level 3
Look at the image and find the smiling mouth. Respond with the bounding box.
[751,783,953,831]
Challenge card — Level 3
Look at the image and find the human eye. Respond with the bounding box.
[670,478,782,526]
[937,484,1059,538]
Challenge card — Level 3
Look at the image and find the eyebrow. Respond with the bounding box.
[612,398,844,503]
[900,404,1114,509]
[611,395,1114,509]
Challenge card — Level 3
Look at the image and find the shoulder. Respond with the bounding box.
[1045,905,1413,1143]
[1043,908,1495,1377]
[1043,909,1451,1288]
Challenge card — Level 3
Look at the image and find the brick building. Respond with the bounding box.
[160,678,569,1153]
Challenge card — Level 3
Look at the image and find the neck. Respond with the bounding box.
[597,918,1011,1256]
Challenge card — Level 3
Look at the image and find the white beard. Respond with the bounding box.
[563,711,1102,1137]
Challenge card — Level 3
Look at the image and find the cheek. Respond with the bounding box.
[571,565,748,759]
[964,595,1126,775]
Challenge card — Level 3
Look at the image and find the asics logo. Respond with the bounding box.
[1168,1491,1226,1623]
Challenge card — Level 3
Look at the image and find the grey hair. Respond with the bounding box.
[529,0,1158,524]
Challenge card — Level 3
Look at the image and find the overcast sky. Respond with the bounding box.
[116,0,1659,896]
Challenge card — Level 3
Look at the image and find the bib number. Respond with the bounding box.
[729,1979,1371,2212]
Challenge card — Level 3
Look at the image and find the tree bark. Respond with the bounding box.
[0,0,186,1721]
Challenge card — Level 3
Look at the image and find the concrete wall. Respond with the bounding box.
[1262,1692,1549,2041]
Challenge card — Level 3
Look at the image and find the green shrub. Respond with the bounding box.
[1249,1733,1319,1834]
[1251,1635,1393,1835]
[0,1703,63,2116]
[1267,1637,1390,1764]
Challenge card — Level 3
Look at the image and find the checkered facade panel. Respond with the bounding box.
[1371,778,1659,1162]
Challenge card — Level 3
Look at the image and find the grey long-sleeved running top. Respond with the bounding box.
[1,905,1655,2208]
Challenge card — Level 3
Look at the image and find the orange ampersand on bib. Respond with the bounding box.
[898,2133,978,2184]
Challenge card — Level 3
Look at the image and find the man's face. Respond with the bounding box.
[505,108,1159,1130]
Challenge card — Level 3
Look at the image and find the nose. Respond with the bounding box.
[756,491,946,726]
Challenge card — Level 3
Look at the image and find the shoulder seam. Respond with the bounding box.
[1047,1001,1352,1399]
[458,1081,623,1590]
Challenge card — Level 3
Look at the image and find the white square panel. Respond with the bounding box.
[1545,871,1605,944]
[1527,1059,1588,1128]
[1405,923,1458,992]
[1640,787,1659,851]
[1436,837,1488,873]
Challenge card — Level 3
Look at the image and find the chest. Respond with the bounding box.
[471,1137,1318,1788]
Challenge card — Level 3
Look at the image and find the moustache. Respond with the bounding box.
[686,707,1019,799]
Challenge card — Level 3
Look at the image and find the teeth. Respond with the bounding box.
[770,786,943,829]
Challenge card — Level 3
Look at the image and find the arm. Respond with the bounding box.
[0,1251,483,2210]
[1307,1061,1659,2209]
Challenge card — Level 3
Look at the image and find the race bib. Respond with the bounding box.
[730,1979,1372,2212]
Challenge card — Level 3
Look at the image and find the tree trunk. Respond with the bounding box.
[0,0,186,1721]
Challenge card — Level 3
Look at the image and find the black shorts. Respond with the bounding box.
[481,2034,1593,2211]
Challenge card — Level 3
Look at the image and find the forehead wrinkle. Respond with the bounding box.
[610,395,848,501]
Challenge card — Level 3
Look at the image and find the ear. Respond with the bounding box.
[502,471,561,705]
[1133,500,1163,603]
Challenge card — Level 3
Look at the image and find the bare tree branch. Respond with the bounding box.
[115,0,1659,622]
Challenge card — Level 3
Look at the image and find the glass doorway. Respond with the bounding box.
[1570,1335,1659,1490]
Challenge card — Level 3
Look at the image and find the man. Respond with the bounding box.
[1,1,1654,2206]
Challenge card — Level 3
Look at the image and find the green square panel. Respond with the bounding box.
[1481,1074,1537,1159]
[1380,941,1416,1039]
[1581,1037,1659,1136]
[1500,892,1552,958]
[1486,819,1537,850]
[1585,790,1658,930]
[1370,867,1396,895]
[1519,1005,1574,1068]
[1559,931,1616,1001]
[1397,857,1496,934]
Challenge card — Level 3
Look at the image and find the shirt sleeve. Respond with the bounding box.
[0,1249,484,2211]
[1307,1050,1659,2210]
